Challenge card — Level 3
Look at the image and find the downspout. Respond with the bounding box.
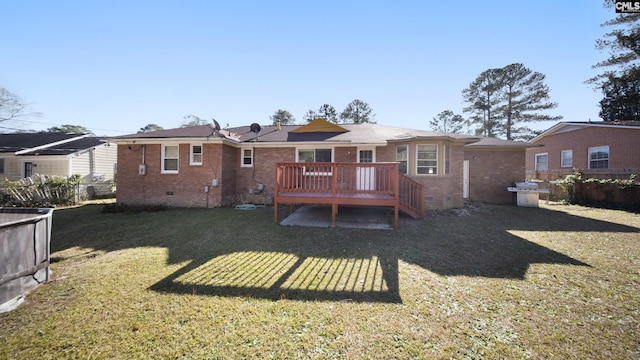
[142,145,146,204]
[67,156,73,178]
[67,155,79,203]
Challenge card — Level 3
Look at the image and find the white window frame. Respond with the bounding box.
[396,145,408,174]
[241,147,254,167]
[296,147,334,163]
[535,153,548,171]
[190,144,203,166]
[22,161,34,178]
[588,146,609,169]
[296,147,334,175]
[357,147,376,163]
[444,144,451,175]
[561,150,573,168]
[161,145,179,174]
[416,144,438,175]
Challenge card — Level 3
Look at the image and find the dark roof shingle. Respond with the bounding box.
[0,132,106,155]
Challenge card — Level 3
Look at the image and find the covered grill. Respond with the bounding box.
[507,182,549,207]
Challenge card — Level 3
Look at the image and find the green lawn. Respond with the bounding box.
[1,202,639,359]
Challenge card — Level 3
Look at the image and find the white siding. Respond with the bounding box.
[1,156,70,180]
[70,143,117,196]
[0,155,22,181]
[71,151,91,179]
[93,143,117,182]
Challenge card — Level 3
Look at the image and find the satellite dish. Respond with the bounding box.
[212,119,221,131]
[250,123,262,133]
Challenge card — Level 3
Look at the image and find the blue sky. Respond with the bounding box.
[2,1,613,136]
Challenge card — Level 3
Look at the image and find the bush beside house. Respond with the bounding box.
[554,172,640,212]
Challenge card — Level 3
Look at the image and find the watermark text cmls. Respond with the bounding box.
[616,1,640,13]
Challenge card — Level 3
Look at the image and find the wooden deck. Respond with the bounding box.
[274,162,425,229]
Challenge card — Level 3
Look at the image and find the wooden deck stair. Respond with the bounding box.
[398,173,425,219]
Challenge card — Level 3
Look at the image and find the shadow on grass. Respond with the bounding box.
[50,203,638,303]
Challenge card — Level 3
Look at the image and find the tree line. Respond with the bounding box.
[139,101,376,134]
[269,99,375,126]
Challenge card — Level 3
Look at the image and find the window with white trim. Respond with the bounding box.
[589,146,609,169]
[535,153,548,171]
[444,144,451,175]
[297,148,333,175]
[358,149,374,163]
[396,145,408,174]
[561,150,572,168]
[190,145,202,165]
[297,148,332,163]
[162,145,179,173]
[417,144,438,175]
[241,148,253,167]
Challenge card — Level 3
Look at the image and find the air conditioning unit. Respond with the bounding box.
[138,164,146,176]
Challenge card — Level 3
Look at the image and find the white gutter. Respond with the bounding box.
[14,134,91,155]
[67,156,73,177]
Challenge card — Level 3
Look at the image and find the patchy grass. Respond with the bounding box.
[1,202,639,359]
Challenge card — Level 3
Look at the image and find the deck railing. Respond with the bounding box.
[276,162,399,195]
[275,162,425,220]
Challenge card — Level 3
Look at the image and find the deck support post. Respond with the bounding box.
[394,204,399,229]
[331,204,338,227]
[274,203,279,224]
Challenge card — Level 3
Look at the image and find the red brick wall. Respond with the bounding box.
[411,143,465,209]
[526,126,640,176]
[390,142,466,209]
[116,143,225,207]
[334,147,357,162]
[375,145,394,162]
[464,148,526,203]
[220,145,238,206]
[235,147,294,203]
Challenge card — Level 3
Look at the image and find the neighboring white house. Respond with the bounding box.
[0,132,117,197]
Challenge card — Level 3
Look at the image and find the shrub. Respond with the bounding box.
[556,171,640,211]
[102,203,168,213]
[1,174,81,207]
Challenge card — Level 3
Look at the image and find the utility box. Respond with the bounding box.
[0,208,53,312]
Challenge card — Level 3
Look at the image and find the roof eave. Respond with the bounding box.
[466,143,543,150]
[13,134,91,155]
[107,136,236,145]
[529,121,640,143]
[528,123,567,143]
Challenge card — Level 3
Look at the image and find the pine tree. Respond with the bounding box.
[588,2,640,121]
[462,64,561,140]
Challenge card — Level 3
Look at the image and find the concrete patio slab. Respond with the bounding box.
[280,205,394,230]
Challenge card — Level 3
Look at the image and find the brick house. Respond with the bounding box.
[525,121,640,181]
[464,137,537,203]
[109,119,533,213]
